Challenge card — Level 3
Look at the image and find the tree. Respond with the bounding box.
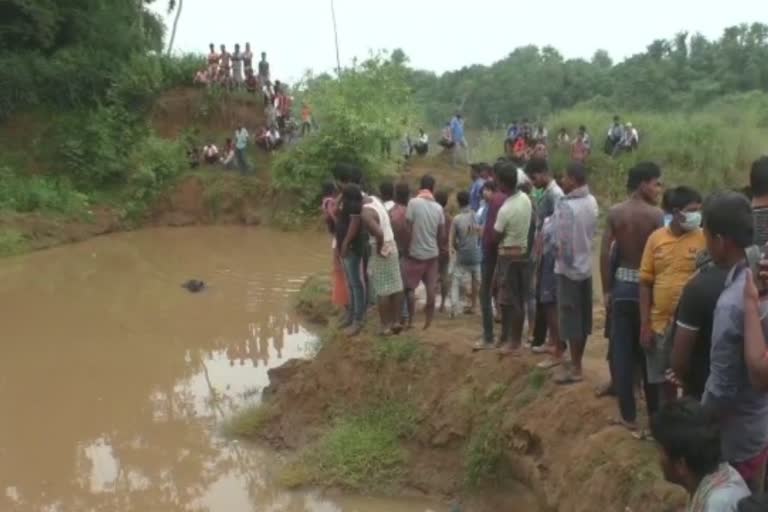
[166,0,183,56]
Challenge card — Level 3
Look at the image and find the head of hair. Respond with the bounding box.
[703,191,754,248]
[650,398,721,478]
[321,181,336,198]
[379,181,394,202]
[613,115,620,122]
[495,161,519,192]
[667,186,702,211]
[738,494,768,512]
[334,163,363,185]
[394,182,411,205]
[579,125,587,133]
[456,190,470,208]
[525,157,549,177]
[627,161,662,192]
[420,174,436,192]
[565,161,588,186]
[435,190,449,207]
[661,189,674,213]
[482,180,498,193]
[750,156,768,197]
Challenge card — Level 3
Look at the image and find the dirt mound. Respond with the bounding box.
[252,277,686,512]
[151,87,266,139]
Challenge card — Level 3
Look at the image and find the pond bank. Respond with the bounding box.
[234,275,687,512]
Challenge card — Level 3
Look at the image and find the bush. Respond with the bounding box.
[127,135,188,202]
[0,167,88,215]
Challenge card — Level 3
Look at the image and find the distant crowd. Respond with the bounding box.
[320,152,768,511]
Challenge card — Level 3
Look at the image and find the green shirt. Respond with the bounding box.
[493,191,532,250]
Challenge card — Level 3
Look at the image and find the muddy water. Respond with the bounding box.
[0,227,442,512]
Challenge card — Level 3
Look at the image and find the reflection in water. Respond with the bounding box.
[0,227,440,512]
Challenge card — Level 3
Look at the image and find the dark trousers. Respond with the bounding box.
[610,281,659,423]
[480,255,497,343]
[532,300,548,346]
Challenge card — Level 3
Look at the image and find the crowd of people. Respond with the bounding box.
[320,152,768,510]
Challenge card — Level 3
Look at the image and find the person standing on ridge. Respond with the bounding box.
[601,162,663,431]
[450,113,469,167]
[234,124,250,174]
[218,44,231,86]
[258,52,271,85]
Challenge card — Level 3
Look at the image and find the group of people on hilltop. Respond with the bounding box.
[320,150,768,511]
[194,43,271,91]
[436,113,470,167]
[605,114,640,156]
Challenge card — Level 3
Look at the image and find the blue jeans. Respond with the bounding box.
[610,280,658,423]
[235,147,249,174]
[343,253,366,324]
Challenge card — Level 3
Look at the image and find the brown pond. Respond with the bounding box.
[0,227,445,512]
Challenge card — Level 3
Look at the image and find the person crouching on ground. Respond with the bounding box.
[362,193,405,335]
[203,142,219,164]
[492,162,533,355]
[404,175,446,330]
[449,191,481,317]
[552,162,599,383]
[651,398,750,510]
[413,129,429,156]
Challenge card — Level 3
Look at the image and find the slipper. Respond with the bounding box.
[472,341,494,351]
[632,430,654,442]
[498,345,522,356]
[609,417,638,432]
[555,373,584,385]
[537,358,562,370]
[531,345,551,354]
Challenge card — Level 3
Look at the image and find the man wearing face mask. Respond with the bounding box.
[639,186,705,431]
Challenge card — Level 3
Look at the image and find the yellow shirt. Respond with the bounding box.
[639,227,705,334]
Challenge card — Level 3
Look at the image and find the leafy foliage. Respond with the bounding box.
[272,53,414,210]
[407,23,768,127]
[0,167,88,215]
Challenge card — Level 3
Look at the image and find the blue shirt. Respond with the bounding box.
[469,177,486,211]
[450,117,464,142]
[703,263,768,463]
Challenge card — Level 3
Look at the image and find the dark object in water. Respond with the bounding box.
[182,280,206,293]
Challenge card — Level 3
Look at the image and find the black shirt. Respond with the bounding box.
[674,265,729,398]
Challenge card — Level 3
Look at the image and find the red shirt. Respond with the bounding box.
[482,191,509,258]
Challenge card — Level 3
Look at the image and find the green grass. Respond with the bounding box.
[0,229,27,257]
[464,411,506,488]
[527,368,548,391]
[373,334,424,363]
[221,403,277,438]
[283,400,417,490]
[294,274,334,325]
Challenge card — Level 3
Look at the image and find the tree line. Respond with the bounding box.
[398,23,768,128]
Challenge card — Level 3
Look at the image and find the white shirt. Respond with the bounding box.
[419,134,429,144]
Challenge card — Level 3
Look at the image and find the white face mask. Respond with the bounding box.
[663,214,673,227]
[681,211,702,232]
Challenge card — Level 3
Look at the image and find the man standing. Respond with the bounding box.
[404,175,445,330]
[493,162,533,354]
[258,52,270,85]
[601,162,663,430]
[450,113,469,167]
[651,398,750,510]
[639,186,704,416]
[475,162,509,350]
[234,125,250,174]
[469,163,489,212]
[390,182,412,326]
[702,191,768,492]
[552,162,598,384]
[449,191,482,317]
[526,158,564,368]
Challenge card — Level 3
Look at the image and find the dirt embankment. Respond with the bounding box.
[253,277,686,512]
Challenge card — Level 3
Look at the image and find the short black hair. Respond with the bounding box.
[435,190,448,207]
[457,190,470,208]
[661,189,674,213]
[335,163,363,185]
[565,162,588,186]
[525,157,549,177]
[379,181,394,202]
[703,191,754,248]
[482,181,498,193]
[627,161,662,192]
[321,180,336,198]
[579,125,587,132]
[750,156,768,197]
[394,182,410,205]
[650,398,721,479]
[667,186,702,211]
[738,494,768,512]
[495,162,519,191]
[419,174,436,192]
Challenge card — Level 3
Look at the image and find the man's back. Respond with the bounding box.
[389,204,409,256]
[609,198,662,270]
[406,197,444,260]
[453,210,481,266]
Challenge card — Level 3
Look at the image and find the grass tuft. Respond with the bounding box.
[294,274,334,325]
[374,334,424,363]
[0,229,27,257]
[221,403,276,438]
[464,411,506,488]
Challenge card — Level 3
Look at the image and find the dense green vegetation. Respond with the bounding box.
[0,0,198,221]
[406,23,768,126]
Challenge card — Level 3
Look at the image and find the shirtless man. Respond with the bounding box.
[600,162,663,432]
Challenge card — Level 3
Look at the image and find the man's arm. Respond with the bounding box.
[600,209,616,308]
[341,215,361,258]
[744,269,768,391]
[671,280,703,383]
[361,208,384,254]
